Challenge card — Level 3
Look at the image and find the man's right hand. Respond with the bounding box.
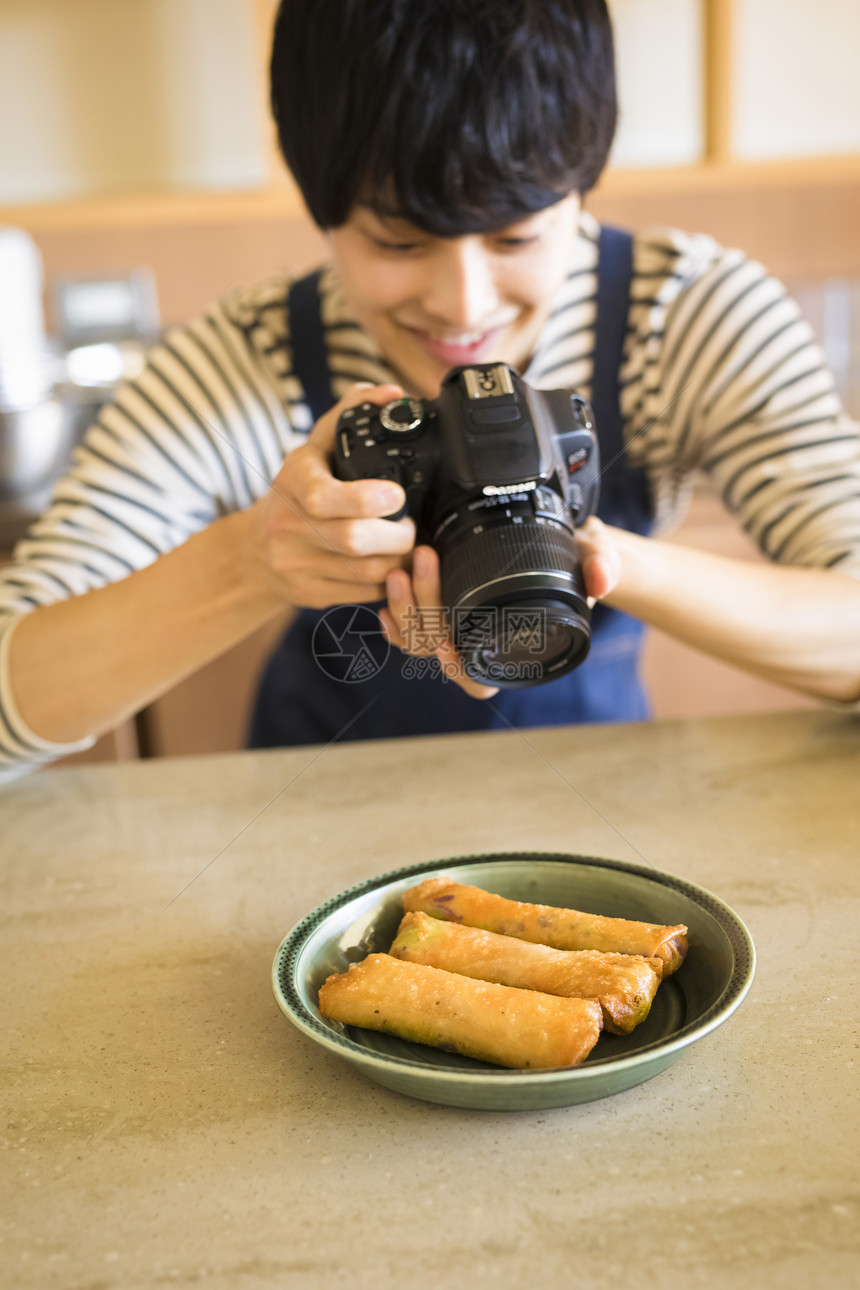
[6,381,416,754]
[251,383,417,609]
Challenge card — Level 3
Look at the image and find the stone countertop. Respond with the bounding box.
[2,710,858,1290]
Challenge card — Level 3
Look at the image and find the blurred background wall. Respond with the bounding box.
[1,0,858,760]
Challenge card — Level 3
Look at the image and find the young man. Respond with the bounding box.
[2,0,859,776]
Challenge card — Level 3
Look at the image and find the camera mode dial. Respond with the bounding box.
[380,398,424,437]
[333,398,432,523]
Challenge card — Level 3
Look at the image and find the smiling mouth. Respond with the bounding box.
[406,323,513,363]
[423,328,494,346]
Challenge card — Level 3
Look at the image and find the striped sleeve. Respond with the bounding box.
[620,228,860,577]
[0,287,303,779]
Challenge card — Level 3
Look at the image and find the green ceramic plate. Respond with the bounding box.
[272,852,755,1111]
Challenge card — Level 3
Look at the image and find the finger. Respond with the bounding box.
[378,605,399,646]
[277,447,407,522]
[319,550,410,586]
[321,514,416,558]
[384,567,423,652]
[312,382,407,511]
[269,534,408,592]
[273,381,408,522]
[410,548,499,695]
[411,544,442,605]
[404,545,447,651]
[582,551,618,601]
[435,640,499,699]
[295,527,413,602]
[384,565,451,657]
[383,557,498,696]
[577,516,621,601]
[295,579,388,609]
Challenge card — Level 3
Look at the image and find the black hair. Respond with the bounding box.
[270,0,616,235]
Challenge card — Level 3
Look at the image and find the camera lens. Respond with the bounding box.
[459,599,590,688]
[461,598,590,688]
[489,610,577,667]
[438,504,592,689]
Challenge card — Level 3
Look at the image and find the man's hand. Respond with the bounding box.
[380,545,499,700]
[251,383,417,608]
[379,516,628,702]
[577,515,623,603]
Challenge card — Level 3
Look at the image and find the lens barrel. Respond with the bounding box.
[439,513,591,688]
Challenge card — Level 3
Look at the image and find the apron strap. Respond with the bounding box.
[592,225,652,534]
[592,225,632,475]
[287,267,332,424]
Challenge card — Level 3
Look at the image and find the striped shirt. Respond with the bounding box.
[2,212,859,776]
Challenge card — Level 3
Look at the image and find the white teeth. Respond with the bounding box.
[433,331,488,346]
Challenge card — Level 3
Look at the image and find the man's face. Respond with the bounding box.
[327,193,582,398]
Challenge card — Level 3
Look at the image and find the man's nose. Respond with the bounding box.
[423,241,499,328]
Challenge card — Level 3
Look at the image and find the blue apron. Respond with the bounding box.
[249,226,653,748]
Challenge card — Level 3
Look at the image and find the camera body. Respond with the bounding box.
[333,363,600,687]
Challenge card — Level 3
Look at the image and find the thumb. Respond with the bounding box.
[579,516,621,601]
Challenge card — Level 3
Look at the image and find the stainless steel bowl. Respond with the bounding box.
[0,400,80,502]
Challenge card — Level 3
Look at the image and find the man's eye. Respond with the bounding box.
[374,238,422,254]
[496,235,540,251]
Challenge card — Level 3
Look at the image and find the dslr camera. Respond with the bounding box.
[333,363,600,687]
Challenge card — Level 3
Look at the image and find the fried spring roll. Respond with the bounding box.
[403,877,688,976]
[390,911,662,1034]
[317,953,603,1069]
